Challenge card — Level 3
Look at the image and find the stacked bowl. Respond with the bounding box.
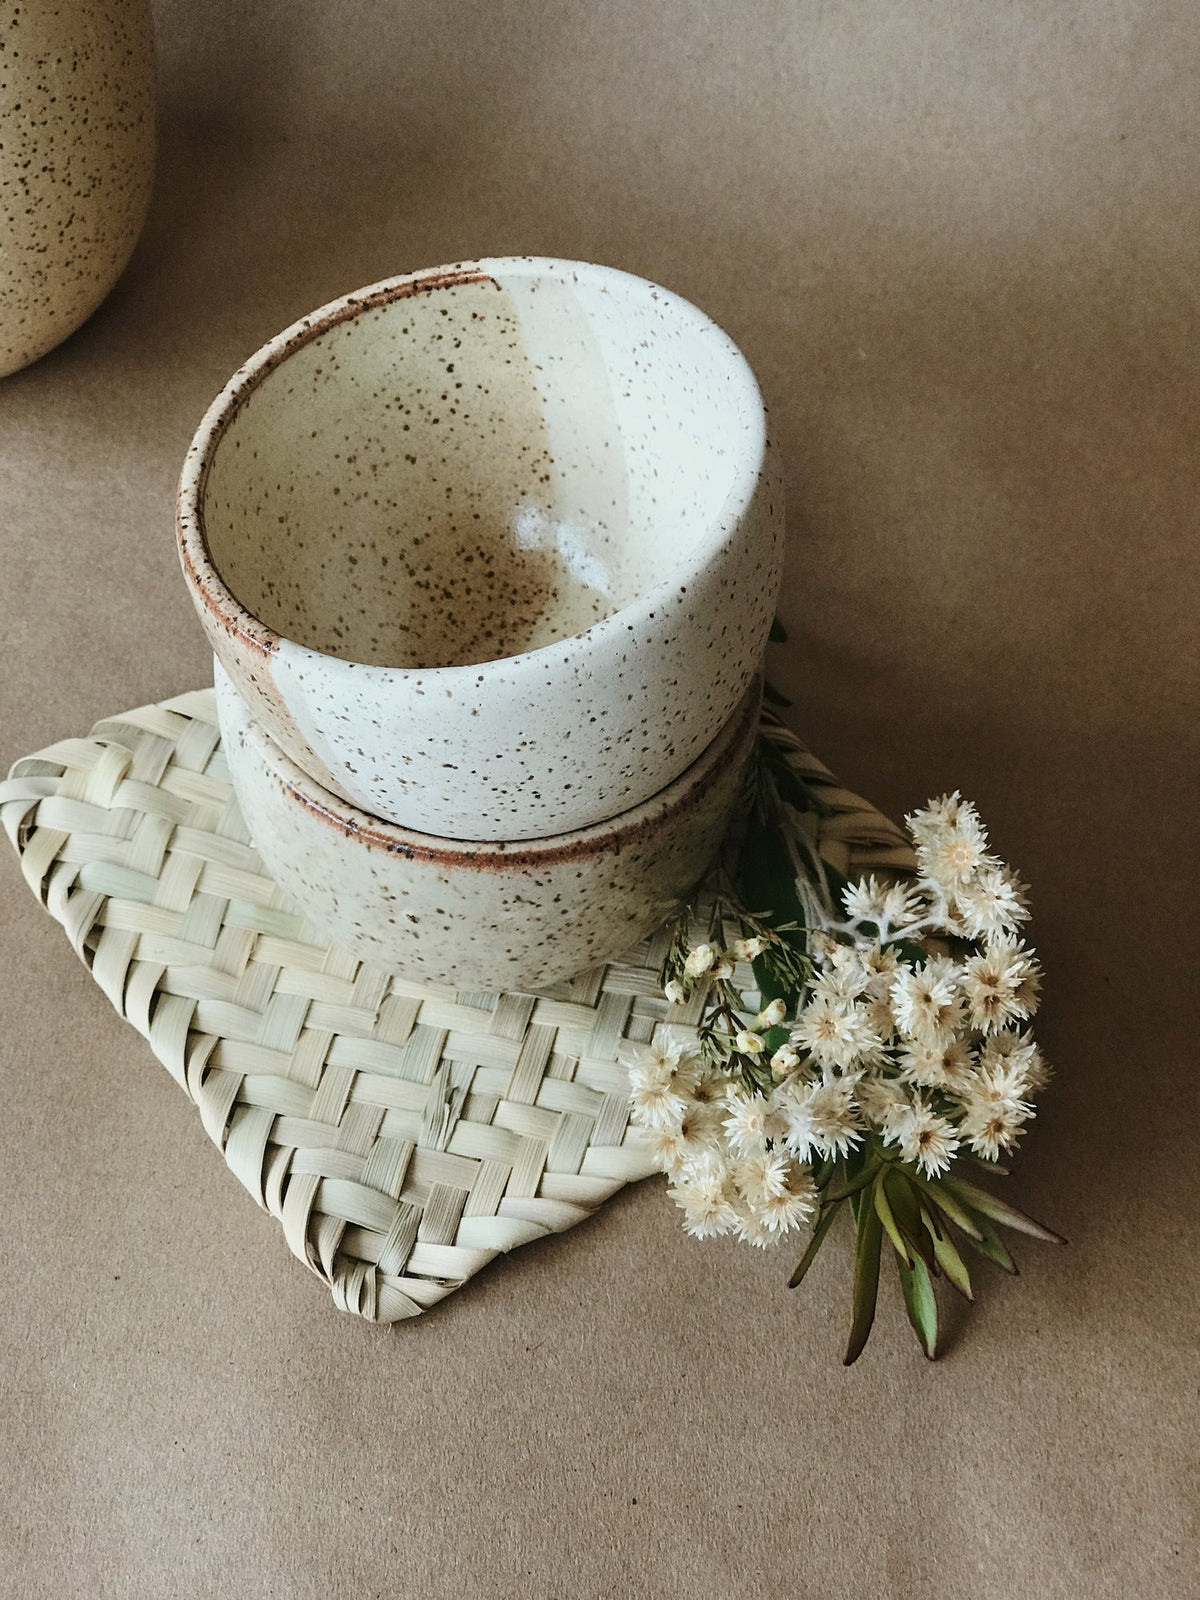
[177,258,784,991]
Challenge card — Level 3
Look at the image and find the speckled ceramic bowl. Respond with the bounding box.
[179,258,783,841]
[0,0,156,378]
[214,660,760,992]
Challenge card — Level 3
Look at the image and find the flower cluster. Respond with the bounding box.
[624,1025,820,1247]
[626,792,1051,1252]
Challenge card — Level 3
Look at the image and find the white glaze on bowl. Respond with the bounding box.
[214,660,761,993]
[180,258,783,841]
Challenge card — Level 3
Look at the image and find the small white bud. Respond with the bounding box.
[757,998,787,1028]
[735,1030,766,1055]
[770,1044,801,1077]
[683,942,717,978]
[664,978,686,1005]
[733,936,769,961]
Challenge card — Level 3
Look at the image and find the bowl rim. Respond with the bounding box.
[179,256,770,678]
[216,663,762,870]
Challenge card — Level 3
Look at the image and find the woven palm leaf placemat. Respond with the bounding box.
[0,689,913,1324]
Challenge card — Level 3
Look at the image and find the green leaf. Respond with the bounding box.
[844,1194,884,1366]
[873,1172,912,1264]
[963,1152,1011,1178]
[909,1173,985,1241]
[788,1199,842,1288]
[768,616,789,644]
[883,1169,938,1272]
[964,1220,1019,1275]
[823,1152,884,1204]
[898,1255,939,1359]
[738,818,806,934]
[883,937,931,969]
[923,1208,974,1300]
[760,1024,790,1055]
[763,752,837,818]
[750,955,790,1010]
[762,679,792,707]
[941,1176,1066,1244]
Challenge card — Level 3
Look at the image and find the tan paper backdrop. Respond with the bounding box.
[1,3,1197,1595]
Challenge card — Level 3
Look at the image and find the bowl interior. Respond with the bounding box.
[198,261,763,670]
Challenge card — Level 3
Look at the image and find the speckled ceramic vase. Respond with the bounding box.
[179,258,784,842]
[0,0,156,378]
[214,660,761,992]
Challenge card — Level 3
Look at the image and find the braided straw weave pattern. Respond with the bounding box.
[1,691,913,1323]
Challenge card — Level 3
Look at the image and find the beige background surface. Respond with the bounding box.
[2,3,1198,1595]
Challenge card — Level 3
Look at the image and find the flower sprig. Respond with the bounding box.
[626,758,1063,1363]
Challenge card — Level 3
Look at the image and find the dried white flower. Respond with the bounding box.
[1023,1060,1051,1095]
[721,1088,777,1156]
[887,1097,959,1177]
[645,1103,724,1175]
[640,784,1049,1282]
[907,791,984,848]
[863,994,899,1043]
[898,1038,974,1091]
[881,881,928,930]
[810,959,871,1006]
[841,877,926,934]
[857,1075,912,1135]
[957,1095,1030,1161]
[628,1075,690,1131]
[792,997,881,1070]
[807,1077,864,1158]
[970,1048,1037,1111]
[748,1166,818,1237]
[733,1149,792,1205]
[857,941,902,997]
[955,862,1030,940]
[980,1027,1037,1071]
[774,1074,862,1161]
[624,1033,700,1128]
[669,1151,740,1238]
[689,1070,731,1105]
[732,1208,779,1249]
[889,957,964,1046]
[961,936,1041,1033]
[842,876,893,925]
[908,794,990,895]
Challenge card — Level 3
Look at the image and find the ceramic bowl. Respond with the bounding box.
[214,660,761,992]
[179,257,783,842]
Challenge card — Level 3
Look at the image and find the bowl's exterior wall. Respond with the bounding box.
[214,664,760,992]
[0,0,156,378]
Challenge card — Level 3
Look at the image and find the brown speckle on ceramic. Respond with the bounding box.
[214,660,762,993]
[179,258,784,841]
[0,0,156,378]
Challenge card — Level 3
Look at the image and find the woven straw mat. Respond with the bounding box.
[1,689,913,1324]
